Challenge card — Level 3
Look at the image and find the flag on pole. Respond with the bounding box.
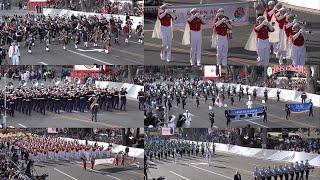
[215,94,223,107]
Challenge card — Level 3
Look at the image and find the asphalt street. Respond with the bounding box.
[144,0,320,65]
[161,94,319,128]
[1,8,144,65]
[0,80,143,128]
[147,150,320,180]
[33,158,144,180]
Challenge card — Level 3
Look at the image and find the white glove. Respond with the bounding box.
[195,13,200,17]
[284,13,288,17]
[263,20,268,25]
[165,9,169,14]
[298,29,304,34]
[293,19,297,23]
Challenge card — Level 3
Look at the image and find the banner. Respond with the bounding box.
[228,106,264,116]
[288,102,312,112]
[167,2,249,29]
[161,128,174,136]
[95,158,115,165]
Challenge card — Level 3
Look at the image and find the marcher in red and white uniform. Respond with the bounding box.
[254,16,274,65]
[275,7,288,64]
[290,23,306,65]
[264,1,276,22]
[283,14,295,61]
[185,8,205,66]
[157,4,177,62]
[214,12,232,66]
[264,1,280,54]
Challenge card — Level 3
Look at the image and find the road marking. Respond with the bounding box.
[232,119,269,128]
[74,164,123,180]
[169,171,190,180]
[47,111,123,128]
[190,165,233,179]
[54,168,78,180]
[18,123,27,128]
[66,49,113,65]
[38,61,48,65]
[144,42,255,65]
[76,48,104,52]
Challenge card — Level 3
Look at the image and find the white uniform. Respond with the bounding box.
[167,115,176,128]
[183,112,192,128]
[190,30,202,65]
[8,45,20,65]
[257,38,270,65]
[216,35,228,65]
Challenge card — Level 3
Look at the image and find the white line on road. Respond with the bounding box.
[190,165,233,179]
[66,49,113,65]
[74,163,122,180]
[54,168,78,180]
[18,123,27,128]
[169,171,190,180]
[248,163,260,166]
[38,62,48,65]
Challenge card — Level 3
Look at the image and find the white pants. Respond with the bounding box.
[257,38,270,66]
[161,25,172,60]
[216,35,228,65]
[184,120,191,128]
[190,30,202,65]
[11,55,20,65]
[291,45,306,65]
[277,29,286,63]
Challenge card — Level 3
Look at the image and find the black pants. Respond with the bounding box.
[305,170,309,179]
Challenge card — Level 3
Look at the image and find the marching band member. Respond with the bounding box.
[213,11,232,66]
[8,41,20,65]
[246,16,274,66]
[152,3,177,62]
[290,23,306,65]
[283,14,295,61]
[275,7,288,64]
[182,8,206,66]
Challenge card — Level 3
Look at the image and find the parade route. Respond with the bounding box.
[4,98,142,128]
[0,80,143,128]
[34,159,143,180]
[165,94,319,128]
[147,151,320,180]
[4,38,144,65]
[144,0,320,65]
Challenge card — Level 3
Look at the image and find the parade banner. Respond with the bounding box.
[95,158,115,165]
[229,107,264,116]
[287,102,312,112]
[167,1,249,29]
[95,81,143,100]
[161,128,174,136]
